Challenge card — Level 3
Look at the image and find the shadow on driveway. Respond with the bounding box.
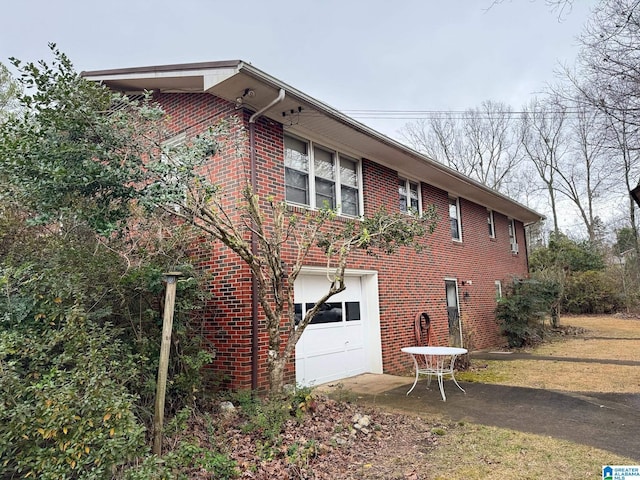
[352,380,640,461]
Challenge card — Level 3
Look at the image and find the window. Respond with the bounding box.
[294,300,361,325]
[340,156,359,216]
[508,219,519,254]
[449,197,462,241]
[314,146,335,209]
[306,302,342,324]
[488,210,496,238]
[495,280,503,300]
[345,301,361,321]
[399,178,420,213]
[284,135,361,216]
[285,136,310,205]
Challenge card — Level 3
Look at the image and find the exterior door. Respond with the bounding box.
[445,279,462,347]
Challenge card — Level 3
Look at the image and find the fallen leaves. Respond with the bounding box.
[212,394,440,479]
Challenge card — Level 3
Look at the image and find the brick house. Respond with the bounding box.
[83,61,542,391]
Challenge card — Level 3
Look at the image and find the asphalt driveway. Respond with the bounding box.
[320,373,640,461]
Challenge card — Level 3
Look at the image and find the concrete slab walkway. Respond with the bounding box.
[317,373,640,461]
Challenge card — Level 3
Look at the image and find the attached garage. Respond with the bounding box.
[294,270,382,386]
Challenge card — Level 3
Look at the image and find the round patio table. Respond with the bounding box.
[401,346,468,402]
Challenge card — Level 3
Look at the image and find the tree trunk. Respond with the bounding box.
[269,356,287,394]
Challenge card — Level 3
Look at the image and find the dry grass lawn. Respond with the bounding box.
[463,360,640,393]
[425,423,632,480]
[459,315,640,393]
[561,315,640,338]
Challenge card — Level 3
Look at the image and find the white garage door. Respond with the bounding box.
[294,275,368,386]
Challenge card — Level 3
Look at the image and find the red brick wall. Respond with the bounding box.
[355,161,530,376]
[156,93,531,390]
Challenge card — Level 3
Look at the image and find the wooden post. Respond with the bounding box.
[153,272,182,456]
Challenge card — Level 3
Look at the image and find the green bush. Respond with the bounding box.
[529,233,605,273]
[121,443,238,480]
[495,278,560,347]
[0,50,217,477]
[0,309,146,479]
[563,270,623,314]
[120,408,238,480]
[0,210,214,478]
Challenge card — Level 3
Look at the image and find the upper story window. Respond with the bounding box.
[313,146,335,209]
[449,197,462,241]
[488,210,496,238]
[399,178,420,214]
[284,134,361,216]
[284,135,309,205]
[508,219,519,254]
[340,156,359,216]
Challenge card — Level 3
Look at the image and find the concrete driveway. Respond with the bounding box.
[318,372,640,461]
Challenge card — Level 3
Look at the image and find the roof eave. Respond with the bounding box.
[82,61,544,224]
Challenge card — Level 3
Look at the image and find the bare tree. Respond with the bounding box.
[576,0,640,126]
[519,96,570,235]
[555,101,612,241]
[603,108,640,252]
[570,0,640,245]
[401,100,522,195]
[401,117,468,173]
[486,0,575,20]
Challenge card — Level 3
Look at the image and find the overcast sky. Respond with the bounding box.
[2,0,598,139]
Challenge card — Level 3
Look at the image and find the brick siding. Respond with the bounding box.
[157,93,530,390]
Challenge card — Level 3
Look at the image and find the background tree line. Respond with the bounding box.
[402,0,640,314]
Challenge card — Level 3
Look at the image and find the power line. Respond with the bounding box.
[297,108,617,121]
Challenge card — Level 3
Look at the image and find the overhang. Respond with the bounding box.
[82,61,543,225]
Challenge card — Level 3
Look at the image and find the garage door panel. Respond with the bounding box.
[295,276,362,303]
[345,341,364,352]
[344,323,364,344]
[299,327,346,356]
[298,352,348,386]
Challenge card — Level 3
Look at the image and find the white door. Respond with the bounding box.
[294,275,367,386]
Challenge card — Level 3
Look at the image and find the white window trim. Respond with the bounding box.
[449,197,462,242]
[398,177,422,215]
[495,280,503,300]
[488,209,496,239]
[284,134,363,217]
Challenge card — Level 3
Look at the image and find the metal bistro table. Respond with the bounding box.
[401,346,468,401]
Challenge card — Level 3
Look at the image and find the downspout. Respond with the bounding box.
[248,88,285,391]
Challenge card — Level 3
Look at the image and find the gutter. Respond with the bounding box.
[248,88,286,391]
